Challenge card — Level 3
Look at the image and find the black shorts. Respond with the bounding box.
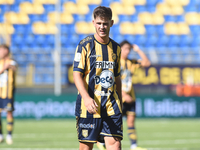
[122,101,135,116]
[76,113,123,143]
[0,98,14,112]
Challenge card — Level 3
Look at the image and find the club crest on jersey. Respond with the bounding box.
[82,129,88,138]
[112,53,116,61]
[94,70,114,88]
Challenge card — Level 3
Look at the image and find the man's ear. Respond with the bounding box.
[92,20,95,26]
[111,20,114,27]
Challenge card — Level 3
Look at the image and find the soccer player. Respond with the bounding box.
[0,44,17,145]
[73,6,123,150]
[121,40,150,150]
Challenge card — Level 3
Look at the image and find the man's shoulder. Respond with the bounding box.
[79,35,94,46]
[109,38,121,48]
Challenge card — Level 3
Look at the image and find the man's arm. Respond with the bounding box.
[115,76,122,109]
[73,71,98,114]
[122,91,133,103]
[133,44,151,67]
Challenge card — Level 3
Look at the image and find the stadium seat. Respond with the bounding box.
[189,25,200,35]
[0,0,14,5]
[164,15,176,22]
[63,2,77,14]
[75,22,95,34]
[171,5,184,15]
[121,0,135,6]
[152,13,165,25]
[110,2,124,15]
[133,35,146,47]
[178,23,190,35]
[185,12,200,25]
[145,25,156,35]
[139,12,153,24]
[133,0,146,5]
[134,5,146,13]
[43,4,55,13]
[164,22,179,35]
[168,35,180,46]
[120,22,134,34]
[184,5,197,12]
[156,3,172,15]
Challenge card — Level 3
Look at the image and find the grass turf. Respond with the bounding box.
[0,118,199,150]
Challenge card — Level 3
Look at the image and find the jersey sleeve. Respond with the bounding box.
[131,60,141,73]
[114,46,121,77]
[10,60,17,66]
[73,44,87,74]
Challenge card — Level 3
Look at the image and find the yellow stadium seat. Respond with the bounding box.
[47,0,57,4]
[133,23,146,34]
[0,23,14,34]
[33,22,47,34]
[75,22,95,34]
[76,0,91,5]
[178,23,190,35]
[33,0,48,4]
[32,4,45,14]
[61,13,74,24]
[110,2,124,15]
[171,5,184,15]
[19,2,34,14]
[152,13,165,25]
[120,22,134,34]
[63,2,77,14]
[156,3,172,15]
[48,12,59,23]
[122,0,135,6]
[139,12,153,24]
[76,4,89,15]
[89,0,102,5]
[112,13,119,24]
[164,22,178,35]
[165,0,180,6]
[185,12,200,25]
[123,5,135,15]
[4,12,19,24]
[0,0,14,5]
[46,23,57,34]
[18,13,29,24]
[179,0,189,6]
[134,0,146,5]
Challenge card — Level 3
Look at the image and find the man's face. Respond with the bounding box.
[93,16,113,39]
[121,43,131,59]
[0,47,9,59]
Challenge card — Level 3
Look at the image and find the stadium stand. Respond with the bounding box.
[0,0,200,85]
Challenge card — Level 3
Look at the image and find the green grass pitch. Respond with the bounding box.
[0,119,199,150]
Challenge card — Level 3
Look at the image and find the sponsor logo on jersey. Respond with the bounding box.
[95,61,115,69]
[82,129,88,138]
[80,123,95,129]
[74,52,81,62]
[94,70,114,88]
[94,90,112,96]
[90,55,101,58]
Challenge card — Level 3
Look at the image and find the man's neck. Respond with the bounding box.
[94,34,109,44]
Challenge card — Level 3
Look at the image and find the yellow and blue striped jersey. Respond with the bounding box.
[121,58,140,101]
[0,59,16,99]
[73,35,121,118]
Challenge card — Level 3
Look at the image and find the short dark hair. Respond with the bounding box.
[0,44,10,53]
[120,40,132,47]
[93,6,112,20]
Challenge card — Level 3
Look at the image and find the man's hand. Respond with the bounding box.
[122,91,134,103]
[132,44,140,52]
[84,98,98,114]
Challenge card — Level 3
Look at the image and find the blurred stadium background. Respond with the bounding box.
[0,0,200,149]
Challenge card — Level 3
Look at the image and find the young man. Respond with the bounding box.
[121,41,150,150]
[0,44,17,145]
[73,6,123,150]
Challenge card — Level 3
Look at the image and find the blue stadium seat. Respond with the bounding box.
[124,35,135,44]
[133,35,146,47]
[10,43,19,53]
[131,14,138,22]
[12,34,24,45]
[158,54,171,64]
[114,34,124,44]
[170,53,182,64]
[0,15,4,23]
[184,5,197,12]
[34,74,43,84]
[119,15,132,22]
[191,35,200,48]
[135,5,147,13]
[179,35,192,47]
[24,34,35,45]
[85,13,93,22]
[164,15,176,22]
[41,43,52,52]
[43,4,55,13]
[73,14,86,22]
[147,6,156,13]
[176,15,185,22]
[61,25,69,34]
[146,0,159,6]
[189,25,200,35]
[101,0,112,6]
[156,25,165,35]
[13,25,26,34]
[0,5,9,13]
[145,25,156,35]
[46,35,55,45]
[168,35,180,46]
[145,35,158,48]
[35,35,46,45]
[10,4,20,12]
[26,54,37,62]
[44,74,54,84]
